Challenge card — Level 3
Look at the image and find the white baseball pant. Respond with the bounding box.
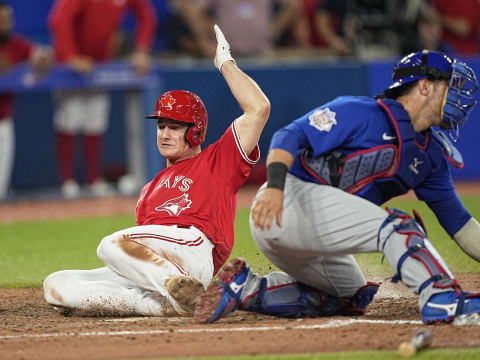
[53,90,110,135]
[250,174,454,309]
[43,225,215,316]
[0,117,14,200]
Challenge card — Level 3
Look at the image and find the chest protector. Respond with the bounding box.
[301,99,463,195]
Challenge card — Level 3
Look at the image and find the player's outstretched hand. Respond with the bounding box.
[251,188,284,231]
[214,24,235,72]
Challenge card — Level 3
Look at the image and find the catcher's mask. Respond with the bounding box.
[384,50,478,142]
[146,90,208,147]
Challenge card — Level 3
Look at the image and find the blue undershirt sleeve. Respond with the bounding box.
[425,195,472,237]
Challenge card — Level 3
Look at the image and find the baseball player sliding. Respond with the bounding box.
[195,50,480,325]
[43,25,270,316]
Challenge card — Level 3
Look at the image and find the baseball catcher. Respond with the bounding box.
[195,50,480,325]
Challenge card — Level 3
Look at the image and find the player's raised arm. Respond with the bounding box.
[213,25,270,155]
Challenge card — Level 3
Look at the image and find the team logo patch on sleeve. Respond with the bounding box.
[155,193,192,216]
[309,108,337,132]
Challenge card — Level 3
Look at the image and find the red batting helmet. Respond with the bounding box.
[146,90,208,147]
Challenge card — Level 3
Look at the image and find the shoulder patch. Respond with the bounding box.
[309,108,337,132]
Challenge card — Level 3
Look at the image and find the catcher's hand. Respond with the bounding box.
[213,24,235,71]
[251,188,284,231]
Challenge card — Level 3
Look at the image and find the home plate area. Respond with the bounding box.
[1,275,480,360]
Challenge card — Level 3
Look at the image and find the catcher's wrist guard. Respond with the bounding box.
[266,162,288,191]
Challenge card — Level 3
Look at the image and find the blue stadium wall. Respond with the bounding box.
[7,0,480,190]
[11,59,480,191]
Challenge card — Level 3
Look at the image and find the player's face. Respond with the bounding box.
[156,118,194,162]
[421,80,449,129]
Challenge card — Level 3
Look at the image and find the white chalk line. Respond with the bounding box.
[0,319,422,340]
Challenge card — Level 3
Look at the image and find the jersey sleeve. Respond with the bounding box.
[425,195,472,237]
[48,0,83,60]
[414,158,456,202]
[128,0,157,51]
[209,122,259,193]
[271,103,357,157]
[414,159,471,236]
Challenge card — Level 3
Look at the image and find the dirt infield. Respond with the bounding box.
[1,183,480,359]
[1,275,480,360]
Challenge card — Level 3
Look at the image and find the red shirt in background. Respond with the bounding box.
[433,0,480,56]
[49,0,157,62]
[136,123,260,273]
[0,34,32,119]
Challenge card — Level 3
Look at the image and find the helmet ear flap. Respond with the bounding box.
[185,119,208,147]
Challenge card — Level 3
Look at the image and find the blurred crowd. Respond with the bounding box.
[1,0,480,201]
[158,0,480,60]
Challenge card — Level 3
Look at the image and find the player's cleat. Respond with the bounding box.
[340,282,381,316]
[422,290,480,324]
[194,258,249,323]
[88,179,116,198]
[61,179,80,199]
[166,276,205,316]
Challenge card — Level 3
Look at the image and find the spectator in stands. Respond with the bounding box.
[397,2,453,56]
[432,0,480,56]
[0,1,50,201]
[313,0,354,56]
[170,0,301,57]
[159,0,214,58]
[49,0,157,199]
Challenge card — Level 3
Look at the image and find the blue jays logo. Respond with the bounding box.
[160,94,176,110]
[155,193,192,216]
[309,108,337,132]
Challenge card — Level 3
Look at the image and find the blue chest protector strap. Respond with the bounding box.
[429,130,464,169]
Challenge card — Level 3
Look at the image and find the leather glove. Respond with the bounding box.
[213,24,235,71]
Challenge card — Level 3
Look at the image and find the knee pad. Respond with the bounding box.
[379,208,458,294]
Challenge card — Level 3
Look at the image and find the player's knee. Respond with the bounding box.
[43,271,69,306]
[96,233,118,263]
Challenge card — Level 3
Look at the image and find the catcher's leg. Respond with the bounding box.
[43,267,175,316]
[194,257,379,323]
[379,208,480,324]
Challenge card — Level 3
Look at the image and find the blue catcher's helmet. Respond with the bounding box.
[385,50,478,141]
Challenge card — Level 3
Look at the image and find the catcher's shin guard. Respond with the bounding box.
[379,208,457,291]
[378,208,469,323]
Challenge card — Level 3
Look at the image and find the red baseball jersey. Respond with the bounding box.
[49,0,157,62]
[433,0,480,55]
[136,123,259,273]
[0,34,32,119]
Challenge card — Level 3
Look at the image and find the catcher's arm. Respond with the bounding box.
[251,149,294,231]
